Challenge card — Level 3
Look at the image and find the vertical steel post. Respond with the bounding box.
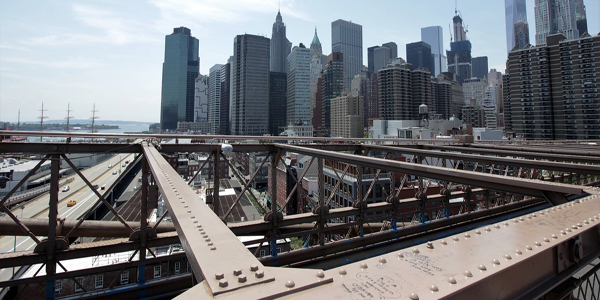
[318,158,325,246]
[45,154,60,299]
[138,157,149,289]
[269,151,278,257]
[357,158,364,237]
[213,148,220,218]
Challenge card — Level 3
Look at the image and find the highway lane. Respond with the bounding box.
[0,153,135,285]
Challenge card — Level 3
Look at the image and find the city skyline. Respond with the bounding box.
[1,0,598,123]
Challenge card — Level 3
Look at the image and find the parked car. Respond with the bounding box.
[61,186,70,192]
[108,164,112,168]
[67,200,77,207]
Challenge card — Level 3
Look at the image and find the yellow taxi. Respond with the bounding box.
[67,200,77,207]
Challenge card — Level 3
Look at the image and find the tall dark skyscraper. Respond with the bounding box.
[406,41,434,73]
[446,12,472,85]
[332,19,362,92]
[574,0,588,36]
[270,11,292,73]
[160,27,199,131]
[472,56,489,80]
[269,72,287,135]
[367,42,397,77]
[231,34,270,135]
[319,52,344,136]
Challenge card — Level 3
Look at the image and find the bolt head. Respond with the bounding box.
[526,245,533,251]
[215,273,224,279]
[316,271,325,278]
[285,280,295,288]
[219,279,228,287]
[475,230,481,235]
[426,242,434,249]
[255,271,264,278]
[535,242,541,247]
[515,249,523,255]
[413,248,420,254]
[397,253,404,258]
[409,292,420,300]
[360,262,368,269]
[378,257,387,264]
[552,234,558,239]
[429,285,439,292]
[543,238,550,242]
[463,270,473,277]
[233,269,242,276]
[492,259,500,265]
[238,275,247,283]
[447,277,457,284]
[453,237,459,242]
[494,224,501,229]
[478,264,487,271]
[504,254,512,260]
[250,265,259,272]
[339,268,347,275]
[485,227,491,231]
[440,240,447,245]
[464,233,471,238]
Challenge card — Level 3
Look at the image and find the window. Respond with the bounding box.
[259,250,266,256]
[154,265,162,278]
[54,280,62,295]
[175,262,181,275]
[120,271,129,284]
[94,275,103,289]
[74,277,83,292]
[187,261,191,273]
[276,248,281,254]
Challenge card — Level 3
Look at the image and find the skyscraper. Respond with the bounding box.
[310,28,325,128]
[160,27,199,131]
[194,75,209,123]
[421,26,447,76]
[219,61,231,135]
[270,11,292,73]
[574,0,588,36]
[319,52,344,136]
[208,64,223,134]
[505,0,529,53]
[406,41,434,74]
[332,19,362,92]
[534,0,579,45]
[367,42,397,77]
[514,19,531,50]
[446,12,472,85]
[287,44,311,125]
[231,34,270,136]
[269,72,287,135]
[472,56,489,80]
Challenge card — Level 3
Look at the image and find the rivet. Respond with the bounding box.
[210,246,216,250]
[397,253,404,258]
[566,228,572,233]
[208,242,213,246]
[187,210,191,213]
[316,271,325,278]
[413,248,420,254]
[503,222,509,227]
[584,220,590,225]
[250,265,259,272]
[255,271,264,278]
[238,274,247,283]
[184,205,188,208]
[379,257,387,264]
[285,280,295,288]
[193,220,198,223]
[535,241,542,247]
[561,230,567,235]
[430,285,439,292]
[215,273,224,279]
[514,220,519,223]
[191,216,195,219]
[504,254,512,260]
[447,277,457,284]
[478,264,487,271]
[427,242,434,249]
[440,240,447,245]
[572,225,578,230]
[464,233,471,238]
[520,217,525,221]
[494,224,501,229]
[409,292,420,300]
[515,250,523,255]
[485,227,491,231]
[526,245,533,251]
[532,214,537,218]
[552,234,558,239]
[339,268,347,275]
[475,230,481,235]
[205,238,211,242]
[543,238,550,243]
[577,223,583,227]
[463,270,473,277]
[453,237,459,241]
[233,269,242,276]
[219,279,228,287]
[360,263,368,269]
[492,259,500,265]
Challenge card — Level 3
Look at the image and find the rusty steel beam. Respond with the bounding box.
[276,144,583,199]
[0,218,176,237]
[365,144,600,175]
[423,144,600,164]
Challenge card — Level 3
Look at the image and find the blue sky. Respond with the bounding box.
[1,0,598,123]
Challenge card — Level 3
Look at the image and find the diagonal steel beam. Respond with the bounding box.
[222,152,270,220]
[1,154,50,205]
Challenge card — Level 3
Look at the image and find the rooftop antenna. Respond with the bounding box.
[38,102,48,142]
[17,109,20,131]
[65,103,74,133]
[455,0,458,15]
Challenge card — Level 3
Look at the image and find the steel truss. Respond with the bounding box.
[0,132,599,299]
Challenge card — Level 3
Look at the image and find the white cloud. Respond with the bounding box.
[1,57,103,69]
[20,4,160,47]
[0,44,32,52]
